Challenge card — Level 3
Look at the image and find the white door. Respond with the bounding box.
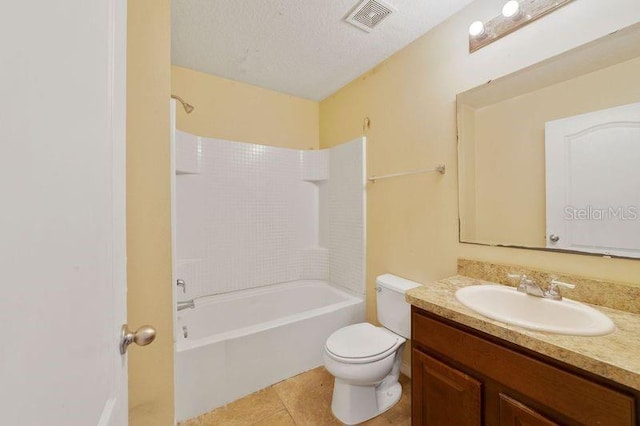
[0,1,129,425]
[545,102,640,258]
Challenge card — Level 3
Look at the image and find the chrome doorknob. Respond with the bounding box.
[549,234,560,243]
[120,324,157,354]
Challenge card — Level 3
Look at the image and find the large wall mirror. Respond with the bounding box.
[457,23,640,259]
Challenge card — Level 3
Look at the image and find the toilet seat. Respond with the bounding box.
[325,323,404,364]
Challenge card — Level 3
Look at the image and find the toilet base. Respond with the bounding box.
[376,381,402,414]
[330,379,403,425]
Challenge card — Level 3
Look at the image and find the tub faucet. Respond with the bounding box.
[177,300,195,311]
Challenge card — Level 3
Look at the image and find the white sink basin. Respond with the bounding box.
[455,285,615,336]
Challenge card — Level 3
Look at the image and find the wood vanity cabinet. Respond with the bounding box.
[411,307,639,426]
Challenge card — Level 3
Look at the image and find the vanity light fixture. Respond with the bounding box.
[502,1,522,20]
[469,0,575,53]
[468,20,486,38]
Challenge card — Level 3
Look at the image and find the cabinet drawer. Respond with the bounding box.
[413,311,635,426]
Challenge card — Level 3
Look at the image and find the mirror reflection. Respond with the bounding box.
[457,23,640,258]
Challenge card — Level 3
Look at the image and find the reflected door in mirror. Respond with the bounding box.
[545,102,640,258]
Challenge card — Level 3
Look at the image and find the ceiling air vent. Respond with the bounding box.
[345,0,396,33]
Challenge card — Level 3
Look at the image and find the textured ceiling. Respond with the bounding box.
[172,0,474,101]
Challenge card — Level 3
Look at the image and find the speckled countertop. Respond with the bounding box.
[406,275,640,392]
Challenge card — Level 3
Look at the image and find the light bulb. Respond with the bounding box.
[502,1,521,18]
[469,21,485,37]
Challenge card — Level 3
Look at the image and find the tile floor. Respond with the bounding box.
[179,367,411,426]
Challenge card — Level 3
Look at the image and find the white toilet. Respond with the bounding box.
[323,274,421,425]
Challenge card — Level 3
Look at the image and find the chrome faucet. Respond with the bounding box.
[507,274,575,301]
[544,279,576,301]
[177,300,195,311]
[509,274,545,297]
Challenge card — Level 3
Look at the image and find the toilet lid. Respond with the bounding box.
[325,323,399,359]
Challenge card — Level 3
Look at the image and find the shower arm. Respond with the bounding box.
[171,94,195,114]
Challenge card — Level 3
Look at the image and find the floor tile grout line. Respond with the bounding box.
[273,382,300,425]
[247,405,291,426]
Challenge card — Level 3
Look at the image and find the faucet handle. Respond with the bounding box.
[546,279,575,300]
[549,279,576,290]
[507,273,529,292]
[507,273,527,281]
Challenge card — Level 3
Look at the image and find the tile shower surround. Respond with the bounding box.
[175,131,365,299]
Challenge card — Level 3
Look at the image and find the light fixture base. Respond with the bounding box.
[470,0,575,53]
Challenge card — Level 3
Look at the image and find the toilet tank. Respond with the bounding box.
[376,274,422,339]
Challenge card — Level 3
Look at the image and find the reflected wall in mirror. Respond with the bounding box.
[457,23,640,259]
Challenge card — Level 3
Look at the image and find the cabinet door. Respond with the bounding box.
[500,394,558,426]
[412,349,482,426]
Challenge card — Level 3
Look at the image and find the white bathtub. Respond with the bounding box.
[175,280,365,422]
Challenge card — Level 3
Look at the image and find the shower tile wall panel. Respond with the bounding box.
[176,130,200,174]
[301,150,329,181]
[300,247,329,281]
[176,131,365,298]
[320,138,366,295]
[176,174,206,261]
[176,135,320,298]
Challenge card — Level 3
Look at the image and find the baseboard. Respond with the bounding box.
[400,359,411,378]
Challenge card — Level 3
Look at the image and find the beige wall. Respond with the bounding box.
[127,1,174,425]
[467,56,640,246]
[172,66,319,149]
[320,0,640,324]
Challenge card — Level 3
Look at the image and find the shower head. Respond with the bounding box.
[171,94,195,114]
